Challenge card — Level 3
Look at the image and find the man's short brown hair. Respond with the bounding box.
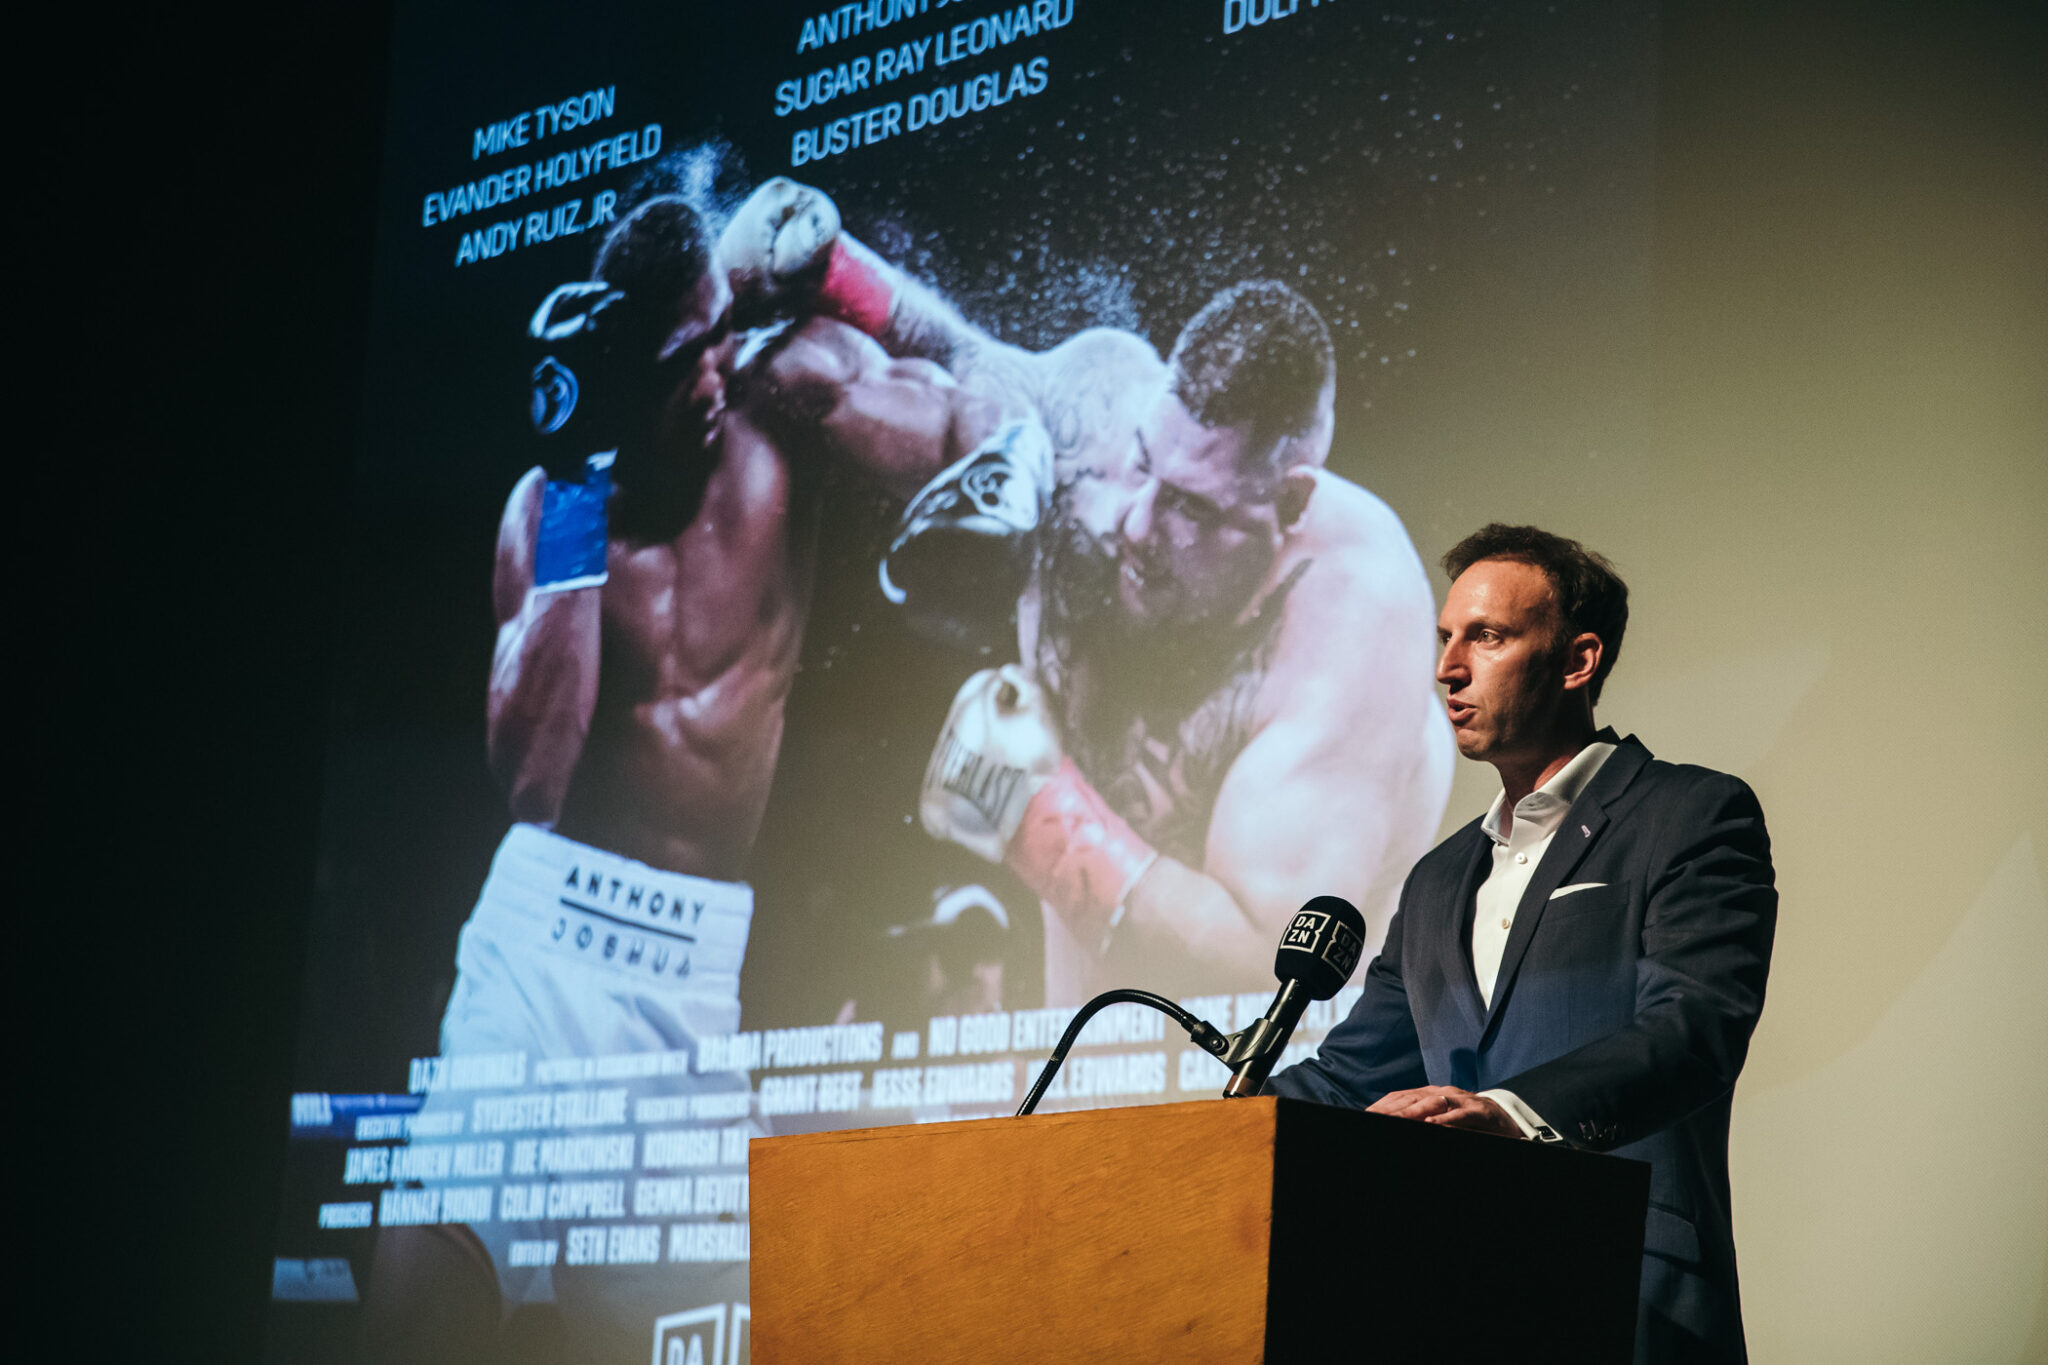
[1443,524,1630,706]
[1167,280,1335,451]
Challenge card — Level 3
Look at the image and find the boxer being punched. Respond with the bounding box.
[756,189,1458,1003]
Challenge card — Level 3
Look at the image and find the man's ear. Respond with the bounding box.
[1277,467,1317,533]
[1560,631,1604,694]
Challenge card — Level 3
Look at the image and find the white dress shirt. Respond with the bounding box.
[1471,738,1618,1141]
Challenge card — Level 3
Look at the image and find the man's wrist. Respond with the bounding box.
[816,237,896,337]
[1477,1088,1562,1143]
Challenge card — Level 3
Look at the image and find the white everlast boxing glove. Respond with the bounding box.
[923,666,1160,947]
[921,665,1063,863]
[719,177,899,336]
[718,177,840,311]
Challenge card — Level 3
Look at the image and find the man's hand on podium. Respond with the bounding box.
[1369,1085,1524,1138]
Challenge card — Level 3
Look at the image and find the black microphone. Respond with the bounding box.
[1221,895,1366,1098]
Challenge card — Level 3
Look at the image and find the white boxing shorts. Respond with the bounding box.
[442,823,753,1057]
[407,824,758,1331]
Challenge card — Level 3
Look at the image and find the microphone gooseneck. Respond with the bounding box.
[1015,989,1228,1117]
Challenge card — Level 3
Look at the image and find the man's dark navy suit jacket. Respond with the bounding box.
[1268,734,1777,1364]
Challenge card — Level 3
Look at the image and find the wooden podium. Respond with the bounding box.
[750,1096,1648,1363]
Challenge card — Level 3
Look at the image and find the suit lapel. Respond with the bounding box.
[1479,737,1652,1040]
[1434,824,1492,1038]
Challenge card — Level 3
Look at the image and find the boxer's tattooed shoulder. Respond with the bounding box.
[1040,366,1121,464]
[1037,334,1157,464]
[1064,561,1312,864]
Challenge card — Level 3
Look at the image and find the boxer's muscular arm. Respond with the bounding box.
[821,235,1051,418]
[719,179,1041,413]
[829,238,1005,367]
[760,318,1004,500]
[841,238,981,368]
[763,317,1156,498]
[487,468,601,824]
[1122,555,1440,973]
[848,247,1171,469]
[728,178,1136,459]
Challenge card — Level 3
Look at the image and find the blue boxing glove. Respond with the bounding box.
[527,281,632,592]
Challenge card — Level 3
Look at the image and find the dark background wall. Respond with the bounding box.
[46,4,393,1355]
[43,0,2041,1357]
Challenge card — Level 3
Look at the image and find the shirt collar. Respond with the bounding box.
[1480,734,1620,848]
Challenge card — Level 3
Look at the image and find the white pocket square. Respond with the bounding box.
[1551,882,1608,899]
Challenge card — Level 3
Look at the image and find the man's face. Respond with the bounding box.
[652,266,736,452]
[1435,558,1568,764]
[1057,388,1286,631]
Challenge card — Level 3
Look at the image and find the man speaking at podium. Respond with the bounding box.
[1267,525,1777,1364]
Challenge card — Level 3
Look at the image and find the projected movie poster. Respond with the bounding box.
[268,1,1654,1360]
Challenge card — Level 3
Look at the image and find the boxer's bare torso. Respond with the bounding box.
[491,417,810,879]
[945,329,1451,989]
[1039,469,1452,910]
[491,316,983,881]
[567,409,815,879]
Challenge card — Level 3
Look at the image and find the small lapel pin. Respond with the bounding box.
[1580,824,1592,838]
